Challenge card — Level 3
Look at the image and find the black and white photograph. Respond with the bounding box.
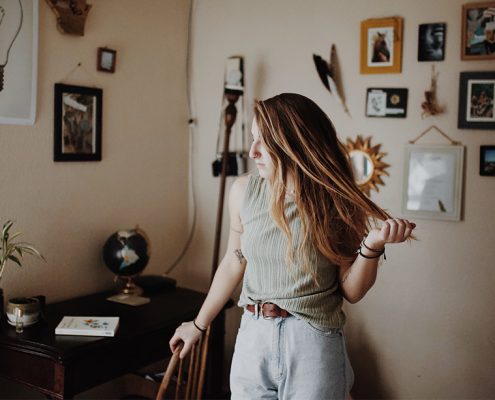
[366,88,408,118]
[418,23,446,61]
[54,84,102,161]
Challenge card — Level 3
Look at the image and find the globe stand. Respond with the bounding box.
[117,276,143,296]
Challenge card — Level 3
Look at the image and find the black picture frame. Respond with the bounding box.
[97,47,116,73]
[480,145,495,176]
[458,71,495,129]
[54,84,102,162]
[418,23,446,61]
[366,88,408,118]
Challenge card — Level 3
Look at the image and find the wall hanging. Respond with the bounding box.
[421,65,444,118]
[418,22,446,62]
[0,0,38,125]
[360,16,403,74]
[53,83,102,161]
[461,2,495,60]
[313,44,349,115]
[402,126,464,221]
[366,88,408,118]
[480,145,495,176]
[45,0,91,36]
[97,47,116,73]
[458,70,495,129]
[345,135,389,196]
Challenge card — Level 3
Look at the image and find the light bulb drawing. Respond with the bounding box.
[0,0,23,92]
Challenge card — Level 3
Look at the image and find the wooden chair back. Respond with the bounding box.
[156,327,210,400]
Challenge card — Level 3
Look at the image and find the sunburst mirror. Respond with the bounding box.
[345,135,390,195]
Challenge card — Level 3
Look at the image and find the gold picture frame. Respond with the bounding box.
[360,17,403,74]
[461,2,495,60]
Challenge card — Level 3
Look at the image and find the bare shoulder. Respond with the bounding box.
[230,174,250,199]
[229,174,251,216]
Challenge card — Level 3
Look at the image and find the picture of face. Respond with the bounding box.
[418,23,445,61]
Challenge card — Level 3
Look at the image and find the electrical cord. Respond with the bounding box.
[164,0,197,275]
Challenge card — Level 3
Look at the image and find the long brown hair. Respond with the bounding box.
[254,93,391,274]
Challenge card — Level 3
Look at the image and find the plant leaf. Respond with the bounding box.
[8,255,22,267]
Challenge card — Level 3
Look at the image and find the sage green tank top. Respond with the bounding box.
[238,174,345,328]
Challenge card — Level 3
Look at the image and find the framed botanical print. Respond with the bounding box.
[360,17,403,74]
[54,84,102,161]
[461,2,495,60]
[366,88,408,118]
[458,71,495,129]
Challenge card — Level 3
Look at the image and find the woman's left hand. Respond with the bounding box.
[364,218,416,249]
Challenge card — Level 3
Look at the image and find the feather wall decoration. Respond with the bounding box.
[313,44,350,115]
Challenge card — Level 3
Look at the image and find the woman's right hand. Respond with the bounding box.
[169,321,203,359]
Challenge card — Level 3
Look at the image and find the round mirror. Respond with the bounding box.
[345,135,390,195]
[349,150,374,185]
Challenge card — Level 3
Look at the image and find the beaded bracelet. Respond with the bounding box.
[193,319,207,333]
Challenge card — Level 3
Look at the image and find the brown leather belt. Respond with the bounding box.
[246,302,291,318]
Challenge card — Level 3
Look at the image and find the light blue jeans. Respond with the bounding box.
[230,309,354,400]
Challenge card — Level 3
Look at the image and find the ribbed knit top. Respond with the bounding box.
[238,175,345,328]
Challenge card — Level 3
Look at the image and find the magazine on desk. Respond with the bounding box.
[55,316,120,337]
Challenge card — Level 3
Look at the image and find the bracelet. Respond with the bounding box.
[193,319,207,333]
[361,240,385,253]
[356,246,386,260]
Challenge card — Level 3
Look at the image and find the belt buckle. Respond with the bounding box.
[260,302,275,320]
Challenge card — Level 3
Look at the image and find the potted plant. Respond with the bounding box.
[0,220,45,314]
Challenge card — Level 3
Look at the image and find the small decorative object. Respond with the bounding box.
[418,23,446,61]
[45,0,92,36]
[6,297,41,333]
[103,227,150,296]
[360,17,403,74]
[421,65,444,118]
[458,71,495,130]
[0,220,45,321]
[366,88,408,118]
[461,2,495,60]
[345,135,389,196]
[480,145,495,175]
[54,83,102,161]
[313,45,350,115]
[0,0,38,125]
[97,47,116,73]
[403,126,464,221]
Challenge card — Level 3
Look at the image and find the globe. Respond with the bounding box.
[103,228,150,277]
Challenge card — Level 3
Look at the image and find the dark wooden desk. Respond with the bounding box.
[0,287,207,399]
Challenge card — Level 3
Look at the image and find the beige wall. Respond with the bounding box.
[2,0,495,398]
[185,0,495,398]
[0,0,190,396]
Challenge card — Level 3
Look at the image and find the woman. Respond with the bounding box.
[170,93,415,399]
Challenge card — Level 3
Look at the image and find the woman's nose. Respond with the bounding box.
[249,142,259,159]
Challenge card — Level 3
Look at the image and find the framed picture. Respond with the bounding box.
[402,145,464,221]
[366,88,408,118]
[97,47,116,73]
[0,0,38,125]
[458,71,495,129]
[461,2,495,60]
[480,145,495,175]
[360,17,403,74]
[418,23,446,61]
[54,84,102,162]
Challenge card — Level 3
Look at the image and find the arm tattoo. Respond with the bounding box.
[234,249,245,263]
